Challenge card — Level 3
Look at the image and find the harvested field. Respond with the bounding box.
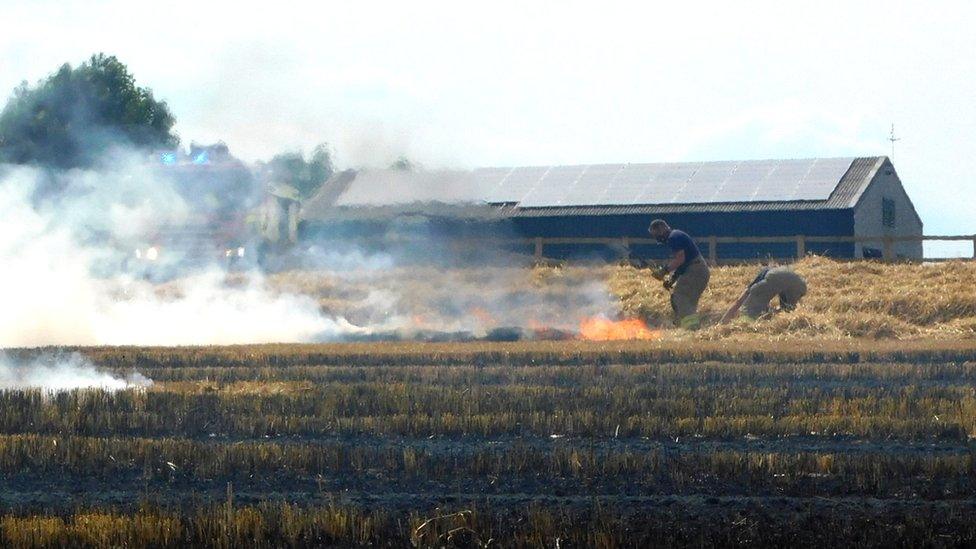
[262,256,976,341]
[611,256,976,339]
[4,259,976,546]
[3,343,976,546]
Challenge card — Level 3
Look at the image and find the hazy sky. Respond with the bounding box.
[2,0,974,237]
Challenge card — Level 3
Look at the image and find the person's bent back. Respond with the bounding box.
[720,266,807,323]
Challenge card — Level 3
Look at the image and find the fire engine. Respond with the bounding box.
[123,143,263,278]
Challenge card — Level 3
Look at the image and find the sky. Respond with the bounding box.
[1,0,974,240]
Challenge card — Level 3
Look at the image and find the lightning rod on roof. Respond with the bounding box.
[888,123,900,160]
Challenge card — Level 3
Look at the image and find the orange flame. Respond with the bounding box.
[469,307,496,327]
[526,319,546,331]
[579,316,660,341]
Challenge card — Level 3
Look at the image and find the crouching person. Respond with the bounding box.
[648,219,710,330]
[720,266,807,323]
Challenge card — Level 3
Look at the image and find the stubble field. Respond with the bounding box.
[3,340,976,546]
[3,258,976,547]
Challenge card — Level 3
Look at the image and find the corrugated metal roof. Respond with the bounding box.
[307,203,509,222]
[301,169,356,219]
[301,169,509,221]
[833,156,884,208]
[301,157,885,221]
[334,169,479,206]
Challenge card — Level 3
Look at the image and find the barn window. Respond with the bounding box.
[882,198,896,227]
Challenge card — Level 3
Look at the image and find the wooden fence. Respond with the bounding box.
[328,233,976,263]
[516,234,976,262]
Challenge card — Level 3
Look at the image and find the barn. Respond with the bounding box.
[300,156,923,261]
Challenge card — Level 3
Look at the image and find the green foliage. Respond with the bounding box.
[266,143,334,199]
[0,53,178,168]
[389,155,415,171]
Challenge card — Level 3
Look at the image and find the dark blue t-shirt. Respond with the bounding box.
[667,229,701,274]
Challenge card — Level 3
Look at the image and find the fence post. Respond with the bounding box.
[708,236,718,265]
[534,237,544,261]
[972,237,976,260]
[795,235,806,259]
[621,236,630,260]
[882,236,894,262]
[287,203,299,244]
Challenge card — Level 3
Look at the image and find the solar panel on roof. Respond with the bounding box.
[514,164,600,207]
[640,162,700,204]
[603,164,665,205]
[467,167,512,202]
[685,161,737,202]
[759,158,853,202]
[790,157,854,200]
[518,165,588,206]
[564,164,640,206]
[557,164,625,205]
[331,157,856,209]
[722,161,773,203]
[523,158,854,207]
[486,166,550,203]
[754,161,800,200]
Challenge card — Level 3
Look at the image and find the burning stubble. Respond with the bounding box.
[579,316,660,341]
[264,264,648,341]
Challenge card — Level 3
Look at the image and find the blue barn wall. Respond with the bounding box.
[511,209,856,260]
[300,208,858,262]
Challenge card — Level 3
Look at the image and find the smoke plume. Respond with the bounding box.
[0,151,366,347]
[0,145,629,349]
[0,352,151,391]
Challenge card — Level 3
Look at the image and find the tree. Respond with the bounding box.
[389,156,416,171]
[266,143,335,199]
[0,53,178,168]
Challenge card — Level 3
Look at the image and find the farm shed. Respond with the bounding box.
[301,156,922,260]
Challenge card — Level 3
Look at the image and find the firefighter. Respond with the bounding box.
[720,265,808,323]
[648,219,710,330]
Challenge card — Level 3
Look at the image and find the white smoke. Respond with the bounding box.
[0,154,367,348]
[0,147,626,349]
[95,271,367,345]
[0,353,152,391]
